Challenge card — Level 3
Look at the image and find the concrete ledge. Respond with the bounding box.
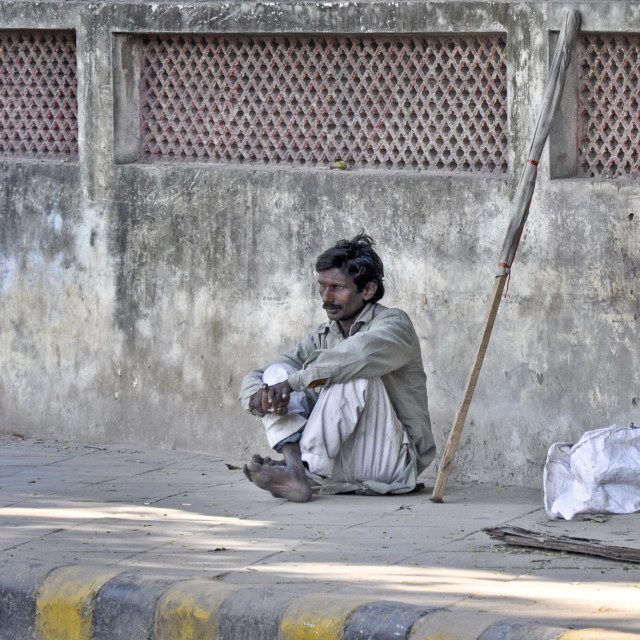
[409,608,505,640]
[477,621,568,640]
[35,566,121,640]
[477,622,640,640]
[155,580,243,640]
[0,562,57,640]
[1,564,639,640]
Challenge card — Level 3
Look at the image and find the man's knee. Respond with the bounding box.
[262,363,294,386]
[317,377,386,408]
[262,364,309,418]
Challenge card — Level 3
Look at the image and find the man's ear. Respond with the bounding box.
[362,280,378,301]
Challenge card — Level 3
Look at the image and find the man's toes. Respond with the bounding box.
[245,459,264,474]
[251,453,265,465]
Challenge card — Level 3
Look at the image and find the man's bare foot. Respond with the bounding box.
[243,444,312,502]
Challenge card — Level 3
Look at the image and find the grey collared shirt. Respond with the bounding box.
[239,302,435,476]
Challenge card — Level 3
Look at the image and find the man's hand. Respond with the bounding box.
[248,381,293,416]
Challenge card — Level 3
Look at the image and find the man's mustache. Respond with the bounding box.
[323,304,341,311]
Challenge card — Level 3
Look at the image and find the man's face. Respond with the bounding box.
[317,268,376,330]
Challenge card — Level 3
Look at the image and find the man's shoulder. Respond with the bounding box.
[355,303,417,338]
[371,303,413,324]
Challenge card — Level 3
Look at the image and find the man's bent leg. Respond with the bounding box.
[261,364,309,449]
[243,364,312,502]
[300,378,410,486]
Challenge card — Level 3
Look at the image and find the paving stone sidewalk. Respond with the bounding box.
[1,435,639,639]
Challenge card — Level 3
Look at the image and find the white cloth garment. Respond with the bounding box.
[261,363,309,447]
[543,423,640,520]
[261,363,410,489]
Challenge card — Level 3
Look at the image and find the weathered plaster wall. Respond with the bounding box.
[1,1,639,486]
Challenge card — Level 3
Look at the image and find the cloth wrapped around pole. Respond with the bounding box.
[543,423,640,520]
[496,10,581,277]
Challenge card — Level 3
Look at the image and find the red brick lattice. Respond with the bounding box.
[0,31,78,161]
[140,34,508,172]
[577,34,640,179]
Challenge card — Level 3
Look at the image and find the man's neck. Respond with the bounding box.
[338,303,369,336]
[338,319,354,337]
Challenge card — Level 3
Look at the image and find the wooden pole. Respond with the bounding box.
[430,9,581,502]
[431,274,508,502]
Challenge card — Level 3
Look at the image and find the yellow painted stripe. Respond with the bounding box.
[560,630,640,640]
[409,609,502,640]
[280,594,369,640]
[155,582,242,640]
[35,566,120,640]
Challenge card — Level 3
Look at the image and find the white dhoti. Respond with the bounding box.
[261,364,410,488]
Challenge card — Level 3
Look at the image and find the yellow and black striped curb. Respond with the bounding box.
[1,563,639,640]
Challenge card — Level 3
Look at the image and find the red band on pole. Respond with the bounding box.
[497,263,511,297]
[527,159,539,166]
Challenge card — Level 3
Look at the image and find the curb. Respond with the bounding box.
[1,563,638,640]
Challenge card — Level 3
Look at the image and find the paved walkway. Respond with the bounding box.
[1,435,639,639]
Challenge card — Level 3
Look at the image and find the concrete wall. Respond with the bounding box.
[1,1,639,486]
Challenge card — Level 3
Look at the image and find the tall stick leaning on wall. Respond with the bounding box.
[430,10,582,503]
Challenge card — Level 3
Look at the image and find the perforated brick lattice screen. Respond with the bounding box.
[577,34,640,179]
[140,34,508,172]
[0,31,78,161]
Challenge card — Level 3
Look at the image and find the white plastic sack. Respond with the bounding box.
[543,423,640,520]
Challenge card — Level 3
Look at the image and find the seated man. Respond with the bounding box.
[239,233,435,502]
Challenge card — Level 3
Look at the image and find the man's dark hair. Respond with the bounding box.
[315,232,385,302]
